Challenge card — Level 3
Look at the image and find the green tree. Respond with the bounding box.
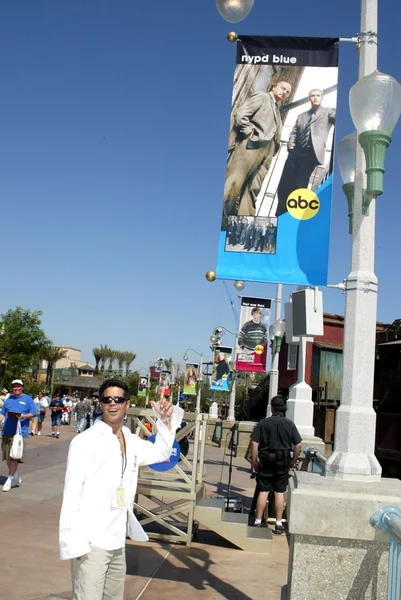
[42,346,68,396]
[106,348,116,372]
[123,351,136,376]
[99,344,110,373]
[164,357,173,374]
[123,371,140,399]
[0,307,51,385]
[115,351,125,376]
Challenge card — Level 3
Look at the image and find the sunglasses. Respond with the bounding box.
[100,396,126,404]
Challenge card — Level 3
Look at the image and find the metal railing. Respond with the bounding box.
[370,505,401,600]
[126,408,207,546]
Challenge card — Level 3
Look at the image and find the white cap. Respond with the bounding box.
[11,379,24,386]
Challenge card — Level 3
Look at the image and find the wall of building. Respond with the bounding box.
[278,316,345,391]
[55,347,94,370]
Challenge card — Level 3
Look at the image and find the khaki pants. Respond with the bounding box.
[71,546,126,600]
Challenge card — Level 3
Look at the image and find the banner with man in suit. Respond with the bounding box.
[216,36,339,286]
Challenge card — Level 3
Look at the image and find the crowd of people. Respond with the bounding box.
[0,384,108,448]
[225,216,277,254]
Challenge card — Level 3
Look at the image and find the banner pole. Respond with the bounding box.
[267,283,283,416]
[227,347,237,422]
[145,368,151,407]
[326,0,381,479]
[195,355,203,413]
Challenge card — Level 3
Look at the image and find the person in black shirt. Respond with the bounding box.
[49,393,65,439]
[250,395,302,534]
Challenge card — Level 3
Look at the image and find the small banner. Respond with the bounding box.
[210,346,232,392]
[138,377,148,398]
[236,297,271,372]
[184,363,198,396]
[157,370,171,398]
[216,36,339,285]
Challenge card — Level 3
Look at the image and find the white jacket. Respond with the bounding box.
[59,407,183,560]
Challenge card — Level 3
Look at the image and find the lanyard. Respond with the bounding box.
[121,434,127,484]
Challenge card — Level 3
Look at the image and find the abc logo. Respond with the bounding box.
[286,189,320,220]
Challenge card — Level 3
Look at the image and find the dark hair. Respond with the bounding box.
[270,395,287,414]
[251,307,261,315]
[99,378,129,399]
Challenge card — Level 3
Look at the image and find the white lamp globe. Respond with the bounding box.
[215,0,254,23]
[272,319,286,338]
[350,71,401,134]
[338,132,357,185]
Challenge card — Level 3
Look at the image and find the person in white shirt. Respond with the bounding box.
[32,391,49,435]
[59,378,183,600]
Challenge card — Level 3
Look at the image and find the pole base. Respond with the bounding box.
[325,450,382,481]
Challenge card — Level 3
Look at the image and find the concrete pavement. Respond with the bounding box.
[0,419,289,600]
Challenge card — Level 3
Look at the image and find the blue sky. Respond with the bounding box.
[0,0,400,369]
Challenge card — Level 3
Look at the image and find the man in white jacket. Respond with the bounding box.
[59,378,183,600]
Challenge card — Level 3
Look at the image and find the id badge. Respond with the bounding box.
[111,486,127,509]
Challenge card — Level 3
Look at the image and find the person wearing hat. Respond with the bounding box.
[0,379,36,492]
[250,395,302,534]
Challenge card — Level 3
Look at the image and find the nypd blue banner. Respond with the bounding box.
[216,36,339,285]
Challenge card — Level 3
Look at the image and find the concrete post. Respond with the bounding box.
[287,336,315,438]
[326,0,381,479]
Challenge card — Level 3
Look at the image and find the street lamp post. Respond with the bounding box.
[0,354,8,390]
[210,326,237,421]
[326,5,401,479]
[145,368,151,406]
[267,283,284,414]
[154,357,165,401]
[183,349,203,413]
[137,366,152,406]
[268,316,286,411]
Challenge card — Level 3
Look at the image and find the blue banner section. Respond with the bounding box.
[216,36,338,286]
[217,176,332,285]
[148,435,181,472]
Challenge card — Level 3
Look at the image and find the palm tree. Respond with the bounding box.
[124,352,136,376]
[93,347,101,373]
[115,351,125,376]
[175,362,183,387]
[43,346,68,396]
[165,357,174,375]
[99,344,110,373]
[107,348,116,373]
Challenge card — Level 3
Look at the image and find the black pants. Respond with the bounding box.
[276,146,319,217]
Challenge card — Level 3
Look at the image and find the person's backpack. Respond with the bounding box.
[93,403,102,418]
